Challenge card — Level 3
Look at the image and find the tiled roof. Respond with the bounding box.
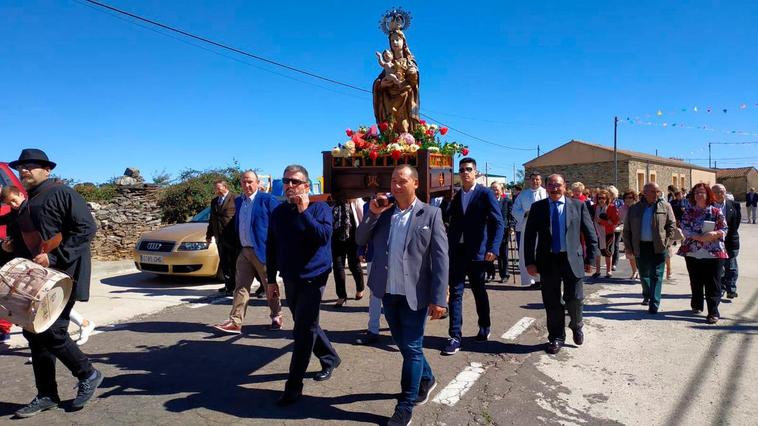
[715,167,757,178]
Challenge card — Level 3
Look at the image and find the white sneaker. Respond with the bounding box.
[77,322,96,346]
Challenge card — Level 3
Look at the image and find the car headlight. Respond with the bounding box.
[178,242,210,251]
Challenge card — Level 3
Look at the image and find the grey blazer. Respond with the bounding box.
[355,200,449,311]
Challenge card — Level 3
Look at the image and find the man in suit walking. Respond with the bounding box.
[212,170,282,333]
[490,182,513,282]
[206,179,237,294]
[524,174,598,355]
[712,184,741,298]
[746,187,757,224]
[443,157,504,355]
[356,165,448,426]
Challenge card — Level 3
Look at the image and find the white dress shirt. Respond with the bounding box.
[238,191,258,248]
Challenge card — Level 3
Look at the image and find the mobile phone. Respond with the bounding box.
[377,198,388,207]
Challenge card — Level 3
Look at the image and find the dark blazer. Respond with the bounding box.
[720,199,741,251]
[524,196,599,279]
[356,200,449,311]
[234,191,280,263]
[445,184,504,261]
[499,197,513,230]
[206,192,237,245]
[746,191,758,207]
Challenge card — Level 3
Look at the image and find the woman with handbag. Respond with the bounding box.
[677,183,728,324]
[592,189,620,278]
[618,190,639,279]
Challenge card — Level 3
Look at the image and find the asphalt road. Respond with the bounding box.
[1,224,756,425]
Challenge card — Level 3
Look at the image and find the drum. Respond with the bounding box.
[0,258,72,333]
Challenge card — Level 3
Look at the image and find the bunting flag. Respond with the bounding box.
[620,117,758,137]
[648,101,757,117]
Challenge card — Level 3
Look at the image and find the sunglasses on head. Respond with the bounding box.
[459,166,474,173]
[282,177,306,186]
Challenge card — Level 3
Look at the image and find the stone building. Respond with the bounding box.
[716,166,758,201]
[524,140,716,193]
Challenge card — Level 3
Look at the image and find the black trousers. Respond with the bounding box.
[283,273,340,393]
[331,237,365,299]
[22,299,94,399]
[684,257,724,317]
[217,242,238,292]
[497,231,510,279]
[540,252,584,342]
[612,231,621,266]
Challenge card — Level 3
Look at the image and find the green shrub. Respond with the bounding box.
[74,183,117,202]
[158,166,243,223]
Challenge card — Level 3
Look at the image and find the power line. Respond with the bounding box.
[81,0,371,93]
[77,0,536,152]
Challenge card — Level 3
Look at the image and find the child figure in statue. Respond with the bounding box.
[376,49,403,86]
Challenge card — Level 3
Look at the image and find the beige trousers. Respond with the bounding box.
[229,247,282,325]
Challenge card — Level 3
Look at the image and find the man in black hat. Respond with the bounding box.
[8,148,103,418]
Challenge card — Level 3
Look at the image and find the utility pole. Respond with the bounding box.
[613,116,618,189]
[485,162,489,186]
[537,145,541,157]
[513,163,516,186]
[708,142,712,168]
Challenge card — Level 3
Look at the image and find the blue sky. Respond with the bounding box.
[2,0,757,184]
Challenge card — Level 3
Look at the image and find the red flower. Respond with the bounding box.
[426,129,434,136]
[439,127,448,135]
[352,133,367,147]
[369,150,378,161]
[419,120,426,125]
[379,122,389,132]
[461,147,469,156]
[391,150,402,161]
[345,129,353,137]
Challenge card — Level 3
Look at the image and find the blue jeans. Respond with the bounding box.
[383,294,433,411]
[366,262,383,334]
[721,250,738,294]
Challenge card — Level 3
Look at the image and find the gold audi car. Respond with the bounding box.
[133,207,222,280]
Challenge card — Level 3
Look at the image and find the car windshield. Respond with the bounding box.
[190,207,211,223]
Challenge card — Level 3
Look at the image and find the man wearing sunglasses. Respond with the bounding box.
[442,157,504,355]
[8,148,102,418]
[212,170,282,334]
[267,165,340,406]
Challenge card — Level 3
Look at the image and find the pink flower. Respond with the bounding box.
[368,124,379,137]
[398,132,416,145]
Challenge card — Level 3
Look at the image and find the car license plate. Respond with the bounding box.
[140,255,163,264]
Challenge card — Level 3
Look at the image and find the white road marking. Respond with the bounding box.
[501,316,536,340]
[432,362,487,406]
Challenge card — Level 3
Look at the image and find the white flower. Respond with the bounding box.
[332,147,342,156]
[408,144,420,152]
[427,146,440,153]
[344,141,356,150]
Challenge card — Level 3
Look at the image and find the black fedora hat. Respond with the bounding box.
[9,148,57,170]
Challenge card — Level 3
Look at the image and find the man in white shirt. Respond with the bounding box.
[512,172,548,287]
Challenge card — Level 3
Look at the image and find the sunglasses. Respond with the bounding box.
[13,162,42,172]
[282,177,307,186]
[458,166,474,173]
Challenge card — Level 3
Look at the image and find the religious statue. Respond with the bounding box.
[372,8,420,134]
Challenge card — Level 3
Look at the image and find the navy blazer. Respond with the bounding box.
[524,196,599,279]
[234,191,280,263]
[445,184,504,261]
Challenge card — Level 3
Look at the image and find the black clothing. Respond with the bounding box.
[21,178,97,400]
[207,192,238,291]
[25,179,96,301]
[670,199,685,224]
[685,257,724,318]
[720,199,741,251]
[331,202,364,299]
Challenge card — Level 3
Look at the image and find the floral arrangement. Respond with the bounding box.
[331,120,469,161]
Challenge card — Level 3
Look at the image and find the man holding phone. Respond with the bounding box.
[267,165,340,406]
[356,165,449,426]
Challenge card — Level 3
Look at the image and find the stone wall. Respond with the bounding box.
[525,161,629,190]
[89,185,163,260]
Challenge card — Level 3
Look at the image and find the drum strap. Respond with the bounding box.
[16,182,63,257]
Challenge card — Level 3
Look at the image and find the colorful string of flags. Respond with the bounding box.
[619,101,758,137]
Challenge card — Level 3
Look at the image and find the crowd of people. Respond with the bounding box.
[0,148,748,425]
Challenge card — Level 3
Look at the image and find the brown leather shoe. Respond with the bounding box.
[213,322,241,334]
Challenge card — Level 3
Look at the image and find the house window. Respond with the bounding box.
[680,176,686,190]
[672,175,678,187]
[637,171,645,192]
[649,171,657,184]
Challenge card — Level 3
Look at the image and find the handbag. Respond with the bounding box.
[672,226,684,242]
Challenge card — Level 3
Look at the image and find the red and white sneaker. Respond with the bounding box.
[212,320,241,334]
